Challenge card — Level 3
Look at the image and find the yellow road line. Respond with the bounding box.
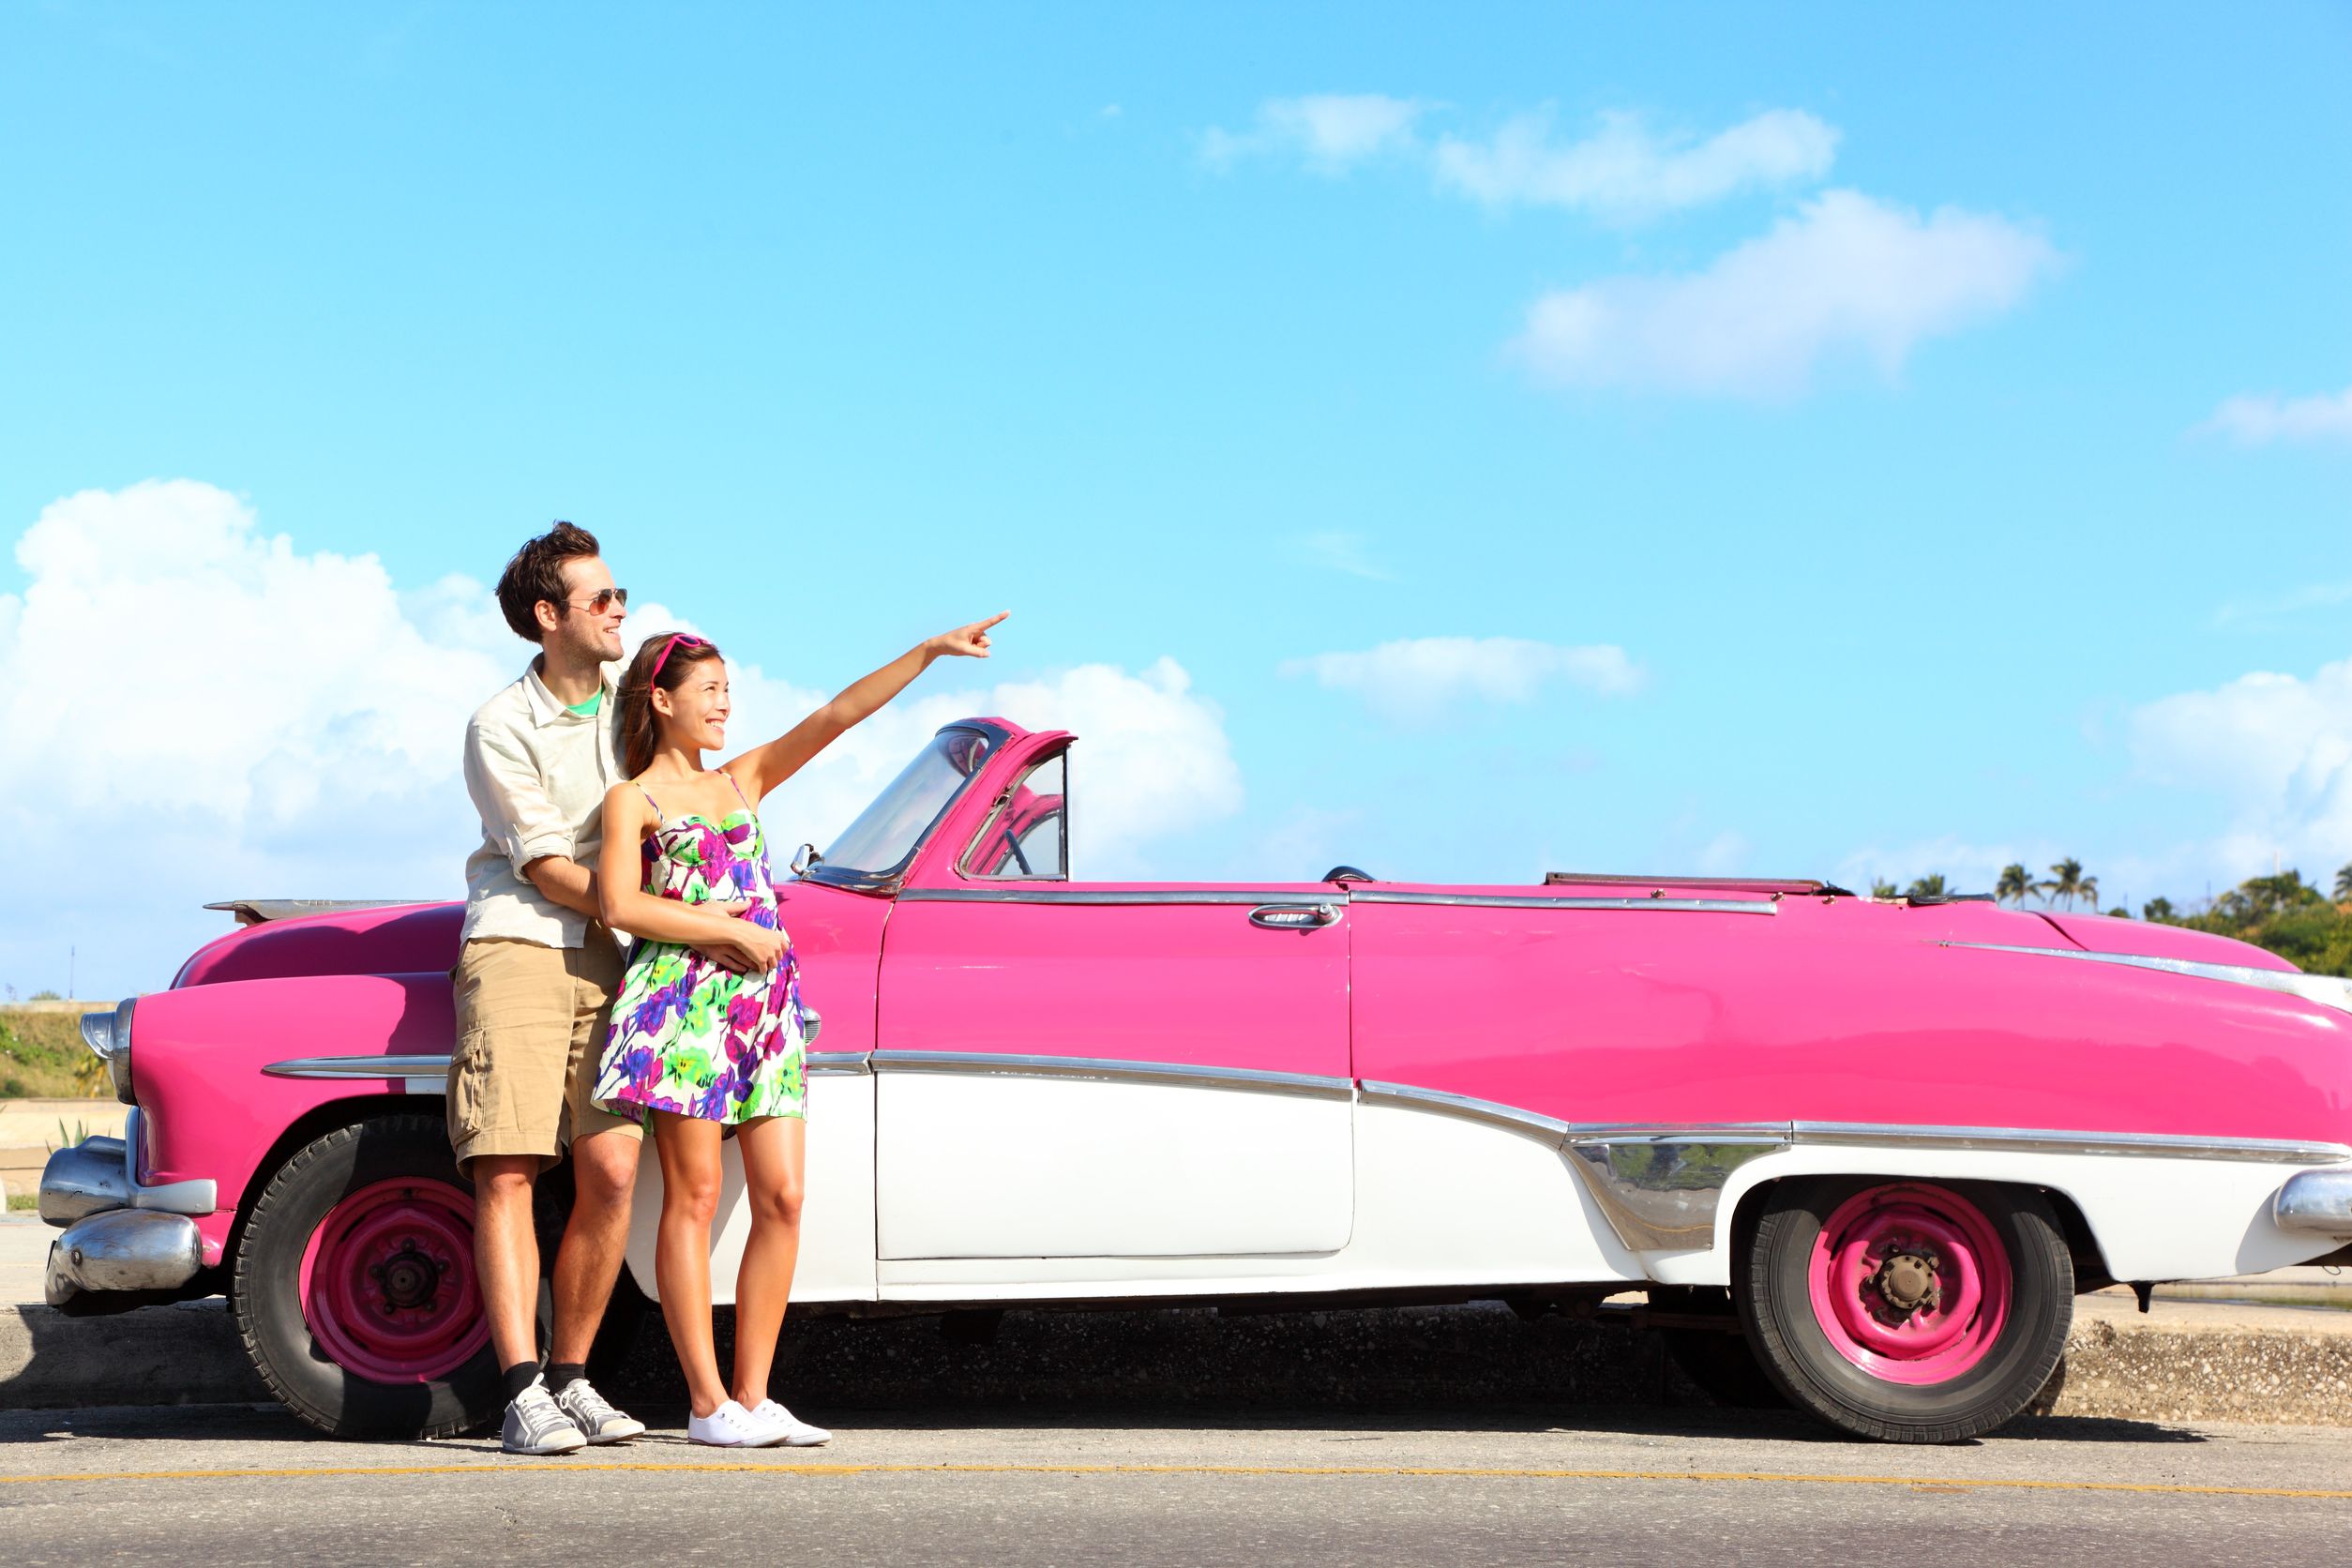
[1,1460,2348,1500]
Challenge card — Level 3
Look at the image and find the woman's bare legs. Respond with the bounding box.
[729,1114,807,1409]
[648,1110,731,1419]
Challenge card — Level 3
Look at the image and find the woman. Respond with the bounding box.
[593,613,1005,1447]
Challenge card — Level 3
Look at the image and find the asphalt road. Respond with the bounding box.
[4,1402,2347,1565]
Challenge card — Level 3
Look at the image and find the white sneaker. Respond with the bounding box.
[687,1399,789,1448]
[750,1398,832,1446]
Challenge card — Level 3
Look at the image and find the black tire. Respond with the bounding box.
[233,1114,643,1440]
[1738,1178,2073,1444]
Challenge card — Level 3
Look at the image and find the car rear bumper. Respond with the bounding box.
[2275,1166,2352,1240]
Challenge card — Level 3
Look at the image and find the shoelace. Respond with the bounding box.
[563,1381,624,1428]
[707,1405,761,1439]
[514,1388,575,1441]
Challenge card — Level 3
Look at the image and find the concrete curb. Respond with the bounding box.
[1,1302,266,1410]
[4,1295,2344,1426]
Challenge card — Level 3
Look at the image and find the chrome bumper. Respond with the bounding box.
[38,1115,217,1306]
[45,1210,205,1306]
[2276,1167,2352,1240]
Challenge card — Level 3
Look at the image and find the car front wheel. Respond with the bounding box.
[1738,1178,2073,1443]
[232,1114,641,1439]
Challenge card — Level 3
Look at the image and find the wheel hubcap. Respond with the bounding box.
[1871,1250,1942,1317]
[1806,1184,2012,1386]
[298,1178,487,1385]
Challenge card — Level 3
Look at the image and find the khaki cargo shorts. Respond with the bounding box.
[446,929,641,1175]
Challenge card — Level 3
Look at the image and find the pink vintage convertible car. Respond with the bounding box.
[40,718,2352,1443]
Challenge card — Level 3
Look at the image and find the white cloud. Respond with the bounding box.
[2211,579,2352,629]
[736,656,1242,881]
[2127,656,2352,883]
[1434,107,1838,221]
[1292,531,1392,581]
[2196,385,2352,446]
[1513,189,2060,399]
[1281,635,1642,722]
[1202,94,1426,173]
[0,481,1241,993]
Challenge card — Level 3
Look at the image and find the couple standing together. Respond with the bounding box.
[451,521,1003,1453]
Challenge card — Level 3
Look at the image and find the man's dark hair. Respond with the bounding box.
[495,521,602,643]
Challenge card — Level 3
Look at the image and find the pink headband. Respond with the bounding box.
[649,633,706,682]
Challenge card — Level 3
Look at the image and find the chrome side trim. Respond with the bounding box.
[1790,1121,2351,1165]
[1356,1080,1572,1143]
[2275,1168,2352,1238]
[807,1050,872,1078]
[1563,1133,1788,1252]
[870,1050,1354,1101]
[45,1210,204,1306]
[263,1054,460,1079]
[1545,873,1822,893]
[1353,1090,2352,1255]
[898,888,1305,906]
[1349,891,1776,913]
[1943,941,2352,1017]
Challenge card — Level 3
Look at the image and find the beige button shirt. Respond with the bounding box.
[460,658,624,947]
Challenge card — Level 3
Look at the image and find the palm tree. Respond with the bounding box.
[2143,897,2177,923]
[2335,863,2352,904]
[1996,863,2035,906]
[2076,873,2100,911]
[1870,878,1899,899]
[2043,857,2086,910]
[1905,873,1950,900]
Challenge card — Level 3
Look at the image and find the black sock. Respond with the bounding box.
[502,1362,541,1402]
[544,1361,587,1395]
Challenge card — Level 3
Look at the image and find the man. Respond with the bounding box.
[451,520,651,1455]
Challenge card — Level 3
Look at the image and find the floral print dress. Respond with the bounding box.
[593,771,809,1124]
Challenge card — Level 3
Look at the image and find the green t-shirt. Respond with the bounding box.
[565,690,603,717]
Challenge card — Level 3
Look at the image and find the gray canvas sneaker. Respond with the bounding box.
[502,1378,588,1455]
[551,1378,647,1444]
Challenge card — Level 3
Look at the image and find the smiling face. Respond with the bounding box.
[651,652,730,756]
[550,555,628,665]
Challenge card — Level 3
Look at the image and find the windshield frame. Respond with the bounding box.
[799,720,1012,895]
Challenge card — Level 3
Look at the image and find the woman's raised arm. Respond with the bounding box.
[724,612,1006,802]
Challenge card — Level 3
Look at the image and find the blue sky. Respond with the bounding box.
[4,4,2350,994]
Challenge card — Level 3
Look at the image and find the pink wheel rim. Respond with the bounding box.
[1805,1183,2011,1386]
[298,1177,487,1384]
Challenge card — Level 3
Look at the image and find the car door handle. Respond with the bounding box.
[1248,902,1341,930]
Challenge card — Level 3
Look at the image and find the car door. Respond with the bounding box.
[871,746,1354,1261]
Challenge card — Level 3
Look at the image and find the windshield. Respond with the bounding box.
[819,728,995,879]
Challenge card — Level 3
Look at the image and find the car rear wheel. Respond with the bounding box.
[232,1114,641,1439]
[1738,1178,2072,1443]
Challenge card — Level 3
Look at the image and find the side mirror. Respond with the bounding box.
[791,842,821,877]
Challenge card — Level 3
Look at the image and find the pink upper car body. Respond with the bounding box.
[41,718,2352,1442]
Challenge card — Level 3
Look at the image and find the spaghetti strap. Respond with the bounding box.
[635,782,664,819]
[721,770,753,812]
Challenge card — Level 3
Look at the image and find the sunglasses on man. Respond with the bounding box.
[562,587,629,613]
